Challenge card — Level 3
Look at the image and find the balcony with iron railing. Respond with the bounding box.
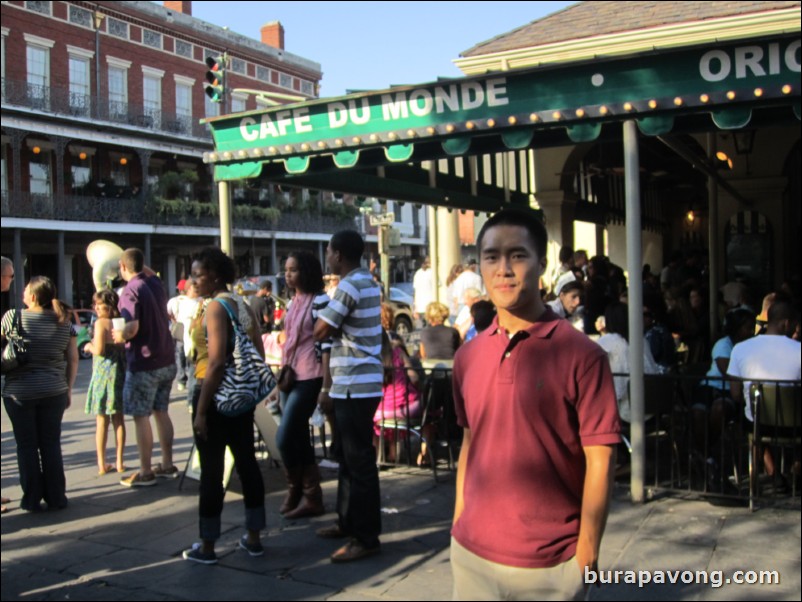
[1,189,358,235]
[1,78,212,141]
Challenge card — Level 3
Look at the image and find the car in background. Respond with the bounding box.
[387,287,414,335]
[72,308,97,359]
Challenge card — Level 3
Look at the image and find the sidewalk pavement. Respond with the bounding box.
[2,363,800,601]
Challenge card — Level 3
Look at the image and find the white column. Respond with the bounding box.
[435,207,460,303]
[219,181,233,257]
[252,254,262,276]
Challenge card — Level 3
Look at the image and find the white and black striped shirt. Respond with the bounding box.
[317,268,383,399]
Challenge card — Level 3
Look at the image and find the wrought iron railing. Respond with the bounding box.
[363,361,801,508]
[1,190,357,235]
[1,78,211,140]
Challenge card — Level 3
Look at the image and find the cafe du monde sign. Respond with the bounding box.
[204,36,799,175]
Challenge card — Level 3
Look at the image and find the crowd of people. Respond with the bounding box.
[1,212,800,598]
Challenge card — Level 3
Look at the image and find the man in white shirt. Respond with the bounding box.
[413,257,434,325]
[728,301,801,476]
[450,259,483,319]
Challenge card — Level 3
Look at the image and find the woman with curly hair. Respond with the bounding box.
[182,247,266,565]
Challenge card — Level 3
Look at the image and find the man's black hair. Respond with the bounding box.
[330,230,365,264]
[476,207,548,259]
[470,300,497,333]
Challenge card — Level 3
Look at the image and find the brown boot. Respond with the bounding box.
[283,464,325,519]
[279,466,303,515]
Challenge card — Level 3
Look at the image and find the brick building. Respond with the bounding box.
[1,0,427,309]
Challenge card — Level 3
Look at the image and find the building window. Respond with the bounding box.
[301,80,314,96]
[175,39,192,58]
[257,66,271,82]
[143,74,161,120]
[143,30,162,50]
[231,95,246,113]
[26,44,49,109]
[279,73,291,89]
[108,65,128,119]
[71,164,91,193]
[69,55,91,116]
[108,18,129,40]
[1,145,8,194]
[231,57,246,74]
[29,152,51,196]
[110,158,130,186]
[205,96,220,118]
[68,5,92,28]
[26,1,51,16]
[175,80,192,134]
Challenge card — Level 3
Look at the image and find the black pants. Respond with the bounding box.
[333,394,382,547]
[3,392,68,511]
[192,384,265,541]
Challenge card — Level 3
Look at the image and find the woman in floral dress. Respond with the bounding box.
[84,289,126,475]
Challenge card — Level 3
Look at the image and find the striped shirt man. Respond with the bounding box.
[317,268,383,399]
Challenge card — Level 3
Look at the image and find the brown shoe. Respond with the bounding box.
[283,464,324,520]
[316,524,348,539]
[330,539,380,563]
[280,467,303,515]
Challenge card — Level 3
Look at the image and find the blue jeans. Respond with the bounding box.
[333,394,382,548]
[3,392,68,511]
[175,341,188,385]
[277,378,322,469]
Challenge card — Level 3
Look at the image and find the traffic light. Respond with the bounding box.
[205,54,226,104]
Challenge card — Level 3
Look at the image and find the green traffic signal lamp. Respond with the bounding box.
[205,55,226,103]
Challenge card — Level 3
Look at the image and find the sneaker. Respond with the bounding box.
[153,464,180,479]
[238,535,264,557]
[182,543,218,565]
[177,383,186,392]
[120,472,157,488]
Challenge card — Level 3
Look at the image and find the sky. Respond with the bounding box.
[189,1,576,98]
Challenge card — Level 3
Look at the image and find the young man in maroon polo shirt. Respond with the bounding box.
[451,208,620,601]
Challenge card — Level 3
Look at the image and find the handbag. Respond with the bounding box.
[213,298,277,417]
[170,321,184,341]
[277,295,312,393]
[277,364,296,394]
[1,309,30,374]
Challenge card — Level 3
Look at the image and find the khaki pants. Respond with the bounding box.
[451,537,587,601]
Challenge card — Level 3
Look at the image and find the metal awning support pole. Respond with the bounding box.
[624,120,645,503]
[707,133,720,346]
[219,181,233,257]
[428,162,440,303]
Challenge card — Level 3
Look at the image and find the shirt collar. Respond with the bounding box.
[488,307,561,340]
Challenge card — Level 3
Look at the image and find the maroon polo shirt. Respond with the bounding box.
[451,307,620,569]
